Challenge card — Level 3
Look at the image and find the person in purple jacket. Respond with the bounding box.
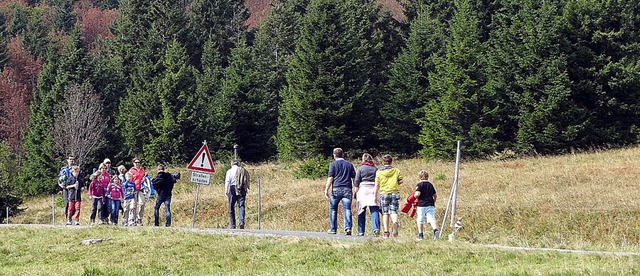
[324,148,356,235]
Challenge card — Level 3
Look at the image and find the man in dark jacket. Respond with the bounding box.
[151,164,176,227]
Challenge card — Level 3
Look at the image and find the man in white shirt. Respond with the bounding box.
[225,160,245,229]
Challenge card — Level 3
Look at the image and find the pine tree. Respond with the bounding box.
[220,39,279,162]
[382,9,447,154]
[277,0,384,159]
[187,0,249,68]
[485,0,573,154]
[145,40,197,164]
[563,0,640,147]
[419,0,495,159]
[19,27,94,195]
[195,39,230,158]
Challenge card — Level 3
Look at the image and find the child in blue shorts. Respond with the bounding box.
[414,170,438,240]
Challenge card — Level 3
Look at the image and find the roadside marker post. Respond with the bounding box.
[188,141,215,228]
[439,141,462,239]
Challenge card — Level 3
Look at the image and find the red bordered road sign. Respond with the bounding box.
[187,143,215,173]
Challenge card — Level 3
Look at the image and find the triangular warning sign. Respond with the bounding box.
[187,144,215,173]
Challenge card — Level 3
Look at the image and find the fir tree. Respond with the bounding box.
[277,0,385,159]
[419,0,495,159]
[382,10,447,154]
[145,40,197,164]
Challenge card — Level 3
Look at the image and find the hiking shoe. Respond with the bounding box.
[66,219,72,225]
[373,229,380,237]
[239,224,244,229]
[357,232,365,236]
[433,229,440,240]
[416,233,424,241]
[327,229,337,234]
[345,229,352,236]
[392,222,399,237]
[74,220,80,226]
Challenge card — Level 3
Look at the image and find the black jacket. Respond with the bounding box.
[152,171,176,198]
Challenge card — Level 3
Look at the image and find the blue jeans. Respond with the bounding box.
[329,188,353,232]
[228,185,246,229]
[154,196,172,227]
[109,200,121,224]
[357,206,380,234]
[90,197,105,222]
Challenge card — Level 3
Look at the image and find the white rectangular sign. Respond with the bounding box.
[190,171,211,185]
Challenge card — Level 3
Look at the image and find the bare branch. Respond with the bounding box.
[53,82,107,166]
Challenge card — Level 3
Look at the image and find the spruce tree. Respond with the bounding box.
[382,10,447,154]
[187,0,249,68]
[563,0,640,147]
[145,40,197,164]
[277,0,384,159]
[19,27,93,195]
[485,0,574,154]
[419,0,495,159]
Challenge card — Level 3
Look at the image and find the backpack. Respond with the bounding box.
[235,166,250,194]
[57,166,71,189]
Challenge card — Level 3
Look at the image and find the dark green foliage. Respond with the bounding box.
[277,0,389,160]
[7,4,28,36]
[382,9,446,154]
[19,27,94,195]
[145,40,197,164]
[419,0,496,159]
[562,0,640,147]
[0,142,23,219]
[486,0,574,154]
[47,0,77,33]
[187,0,249,68]
[293,154,332,179]
[220,40,279,162]
[21,7,50,59]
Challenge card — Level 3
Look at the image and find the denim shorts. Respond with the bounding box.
[417,206,436,225]
[380,193,400,215]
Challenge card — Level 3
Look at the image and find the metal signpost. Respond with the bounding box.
[187,141,216,228]
[439,141,462,239]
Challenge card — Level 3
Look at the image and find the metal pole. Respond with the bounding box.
[52,194,55,225]
[450,141,462,227]
[191,183,201,228]
[5,207,8,224]
[257,176,261,230]
[439,182,455,239]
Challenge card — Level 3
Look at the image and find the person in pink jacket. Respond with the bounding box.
[128,158,146,226]
[107,176,125,225]
[88,168,108,225]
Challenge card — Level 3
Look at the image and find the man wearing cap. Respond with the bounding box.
[225,160,246,229]
[57,156,75,222]
[103,158,117,178]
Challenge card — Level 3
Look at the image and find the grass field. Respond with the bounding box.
[1,226,639,275]
[5,146,640,273]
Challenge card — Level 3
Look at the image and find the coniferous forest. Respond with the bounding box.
[0,0,639,200]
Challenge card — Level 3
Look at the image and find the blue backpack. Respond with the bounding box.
[57,167,72,188]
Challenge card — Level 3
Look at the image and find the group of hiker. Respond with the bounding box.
[56,148,435,240]
[57,156,250,229]
[325,148,439,241]
[57,156,176,227]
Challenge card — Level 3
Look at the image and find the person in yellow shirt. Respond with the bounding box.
[375,154,403,238]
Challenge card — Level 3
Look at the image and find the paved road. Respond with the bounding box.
[2,224,639,257]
